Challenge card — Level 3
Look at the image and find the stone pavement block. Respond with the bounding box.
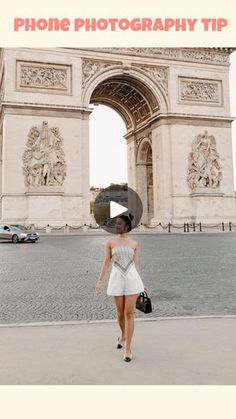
[1,234,236,324]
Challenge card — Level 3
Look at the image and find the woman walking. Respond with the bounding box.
[95,214,147,362]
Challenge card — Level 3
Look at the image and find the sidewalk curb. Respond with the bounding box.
[0,314,236,328]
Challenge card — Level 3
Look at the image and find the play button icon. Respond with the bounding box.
[93,184,143,234]
[110,201,128,218]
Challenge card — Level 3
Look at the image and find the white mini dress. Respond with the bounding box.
[106,245,145,296]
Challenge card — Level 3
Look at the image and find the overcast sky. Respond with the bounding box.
[89,50,236,189]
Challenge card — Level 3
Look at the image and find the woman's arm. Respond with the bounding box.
[95,240,112,293]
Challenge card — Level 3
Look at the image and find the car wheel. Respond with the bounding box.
[12,234,19,243]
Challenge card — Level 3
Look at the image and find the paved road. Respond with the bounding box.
[1,233,236,324]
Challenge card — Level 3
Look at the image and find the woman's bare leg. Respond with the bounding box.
[124,294,138,356]
[114,295,126,342]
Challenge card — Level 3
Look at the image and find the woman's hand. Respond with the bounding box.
[95,281,103,295]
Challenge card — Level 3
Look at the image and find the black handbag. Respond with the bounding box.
[136,291,152,313]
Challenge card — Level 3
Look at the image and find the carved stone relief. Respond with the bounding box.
[83,48,232,65]
[179,77,222,104]
[16,61,71,93]
[181,48,230,65]
[127,47,179,58]
[82,59,120,88]
[133,64,168,94]
[22,121,67,187]
[187,130,222,190]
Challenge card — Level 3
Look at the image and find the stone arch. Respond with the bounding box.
[82,65,168,131]
[137,136,152,164]
[84,66,163,222]
[136,137,154,223]
[84,66,162,222]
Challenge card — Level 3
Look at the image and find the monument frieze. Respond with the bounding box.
[16,60,72,94]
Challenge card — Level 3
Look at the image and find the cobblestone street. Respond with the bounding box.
[1,233,236,324]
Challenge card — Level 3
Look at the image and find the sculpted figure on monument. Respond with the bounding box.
[187,130,222,190]
[22,121,67,187]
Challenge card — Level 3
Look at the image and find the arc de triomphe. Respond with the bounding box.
[0,47,236,227]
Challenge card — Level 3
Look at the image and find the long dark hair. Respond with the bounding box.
[118,213,134,232]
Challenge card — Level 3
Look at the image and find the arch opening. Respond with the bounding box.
[136,139,154,224]
[89,104,126,188]
[90,74,160,131]
[89,73,157,224]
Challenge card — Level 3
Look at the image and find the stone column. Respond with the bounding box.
[80,108,93,225]
[147,163,154,222]
[136,163,148,224]
[151,124,173,224]
[126,134,136,190]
